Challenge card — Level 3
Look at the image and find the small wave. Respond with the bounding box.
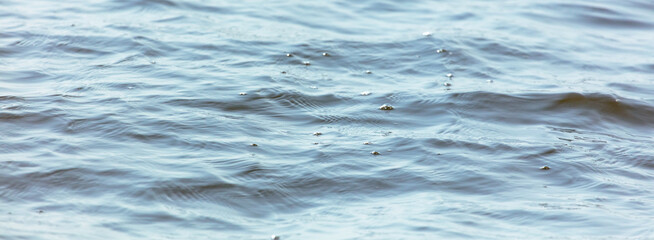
[441,91,654,131]
[525,2,654,29]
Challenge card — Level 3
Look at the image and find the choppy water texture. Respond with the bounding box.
[2,0,654,239]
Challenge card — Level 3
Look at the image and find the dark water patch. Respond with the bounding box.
[524,2,654,30]
[2,167,140,203]
[178,2,231,14]
[260,89,347,113]
[148,179,239,205]
[629,1,654,11]
[624,63,654,74]
[53,43,111,56]
[423,137,518,156]
[164,97,271,113]
[442,91,654,131]
[2,71,53,83]
[63,113,127,137]
[0,45,18,56]
[545,92,654,128]
[0,95,26,104]
[124,130,174,142]
[126,211,187,227]
[0,108,67,132]
[143,176,311,218]
[554,3,625,16]
[152,15,186,23]
[103,0,178,12]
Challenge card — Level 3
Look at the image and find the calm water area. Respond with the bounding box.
[1,0,654,239]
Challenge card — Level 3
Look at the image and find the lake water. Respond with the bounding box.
[2,0,654,239]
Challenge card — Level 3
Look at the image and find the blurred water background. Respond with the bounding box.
[1,0,654,239]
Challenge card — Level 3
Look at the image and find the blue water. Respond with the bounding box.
[2,0,654,239]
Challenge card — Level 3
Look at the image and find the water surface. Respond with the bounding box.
[1,0,654,239]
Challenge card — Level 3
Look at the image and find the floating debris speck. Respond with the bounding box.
[360,91,372,96]
[303,61,311,66]
[239,92,247,95]
[540,166,551,170]
[371,151,381,155]
[443,82,452,87]
[286,53,293,57]
[436,49,447,53]
[251,143,258,147]
[322,52,329,56]
[313,132,322,136]
[422,32,432,36]
[446,73,453,78]
[365,70,372,74]
[363,142,371,145]
[271,235,280,240]
[379,104,394,110]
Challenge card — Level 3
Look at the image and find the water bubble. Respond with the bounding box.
[271,235,280,240]
[436,49,447,53]
[239,92,247,95]
[422,32,432,36]
[443,82,452,87]
[302,61,311,66]
[360,91,372,96]
[379,104,394,110]
[486,79,494,83]
[365,70,372,74]
[286,53,293,57]
[322,52,329,56]
[446,73,453,78]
